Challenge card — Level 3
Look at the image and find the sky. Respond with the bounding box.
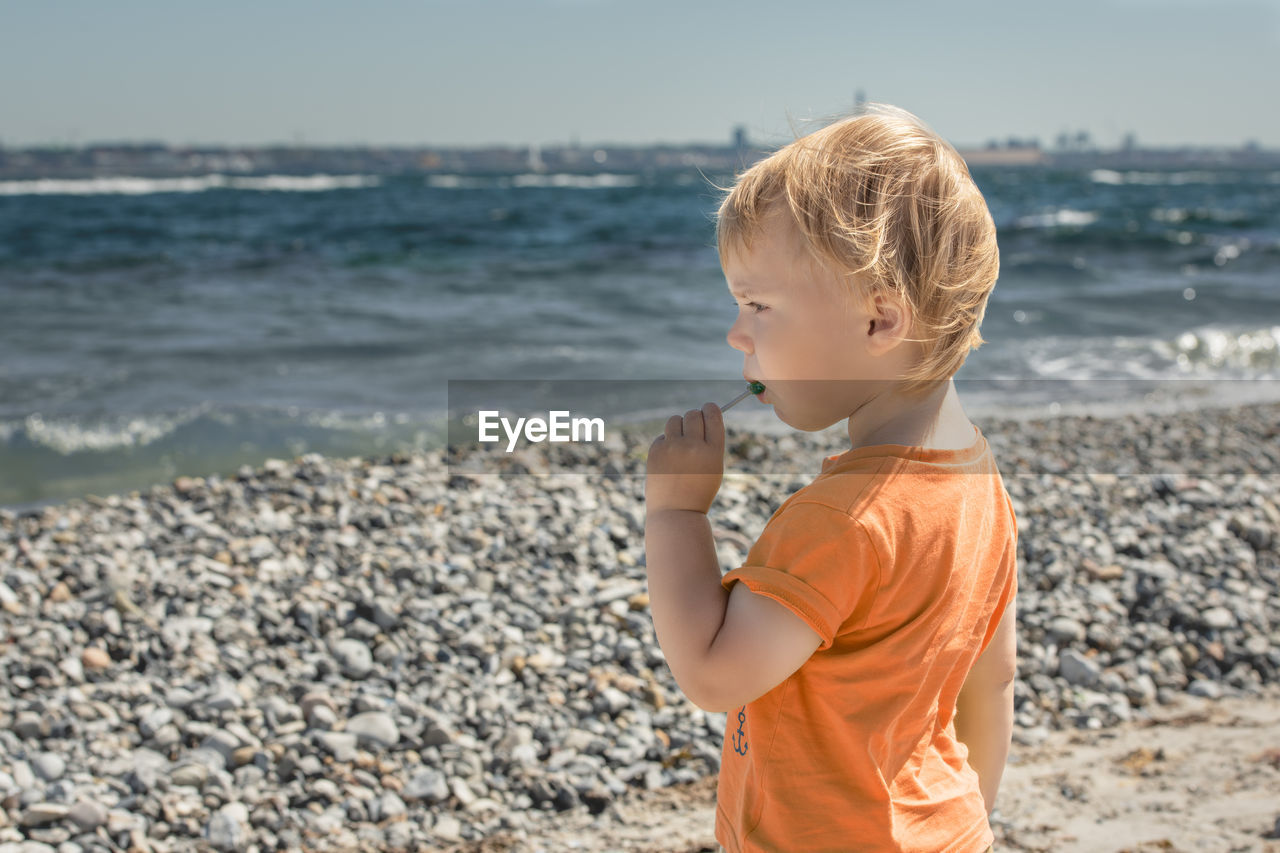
[2,0,1278,150]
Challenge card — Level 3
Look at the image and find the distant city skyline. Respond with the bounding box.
[2,0,1278,150]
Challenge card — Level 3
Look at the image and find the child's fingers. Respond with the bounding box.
[683,409,704,441]
[702,403,725,449]
[664,414,684,439]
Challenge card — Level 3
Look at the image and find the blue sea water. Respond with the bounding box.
[1,167,1278,507]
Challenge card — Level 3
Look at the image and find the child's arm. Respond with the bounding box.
[953,598,1018,815]
[644,404,821,711]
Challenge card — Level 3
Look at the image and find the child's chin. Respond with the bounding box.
[775,407,838,433]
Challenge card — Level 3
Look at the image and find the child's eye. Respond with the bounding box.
[734,301,767,313]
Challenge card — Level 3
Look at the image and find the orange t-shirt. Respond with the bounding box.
[715,424,1018,853]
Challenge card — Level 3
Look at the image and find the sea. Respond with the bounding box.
[2,166,1278,507]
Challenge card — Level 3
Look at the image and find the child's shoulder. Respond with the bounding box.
[784,440,995,524]
[776,453,900,520]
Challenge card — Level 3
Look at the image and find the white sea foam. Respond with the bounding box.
[1089,169,1235,186]
[426,173,641,190]
[1158,325,1280,374]
[0,174,379,197]
[509,173,641,189]
[1016,325,1280,384]
[11,405,211,454]
[1151,207,1248,225]
[1014,209,1099,228]
[228,175,379,192]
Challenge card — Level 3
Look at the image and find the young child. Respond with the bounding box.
[644,104,1018,852]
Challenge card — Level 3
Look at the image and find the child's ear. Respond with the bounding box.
[865,294,913,352]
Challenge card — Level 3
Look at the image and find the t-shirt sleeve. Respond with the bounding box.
[721,500,880,651]
[975,493,1020,658]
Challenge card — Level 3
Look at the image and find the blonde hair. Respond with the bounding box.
[717,103,999,396]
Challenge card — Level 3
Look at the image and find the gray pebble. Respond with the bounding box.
[1058,649,1102,687]
[65,800,108,832]
[1188,679,1223,699]
[316,731,358,762]
[333,639,374,679]
[31,754,65,782]
[403,768,449,803]
[169,763,210,789]
[1047,617,1086,645]
[21,803,69,827]
[345,711,398,749]
[205,802,250,852]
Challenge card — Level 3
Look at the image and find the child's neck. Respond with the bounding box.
[846,379,975,451]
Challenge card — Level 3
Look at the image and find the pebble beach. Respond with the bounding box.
[2,400,1279,852]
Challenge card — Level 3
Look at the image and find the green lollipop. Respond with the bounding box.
[721,381,766,412]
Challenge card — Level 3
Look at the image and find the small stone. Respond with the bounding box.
[230,746,257,768]
[449,777,476,806]
[372,792,406,821]
[32,754,65,782]
[1125,674,1158,707]
[200,731,242,768]
[344,712,398,749]
[1187,679,1223,699]
[59,655,84,683]
[403,768,449,803]
[333,639,374,679]
[1200,607,1236,630]
[170,764,210,790]
[66,800,108,831]
[124,748,171,792]
[151,723,182,750]
[310,778,341,803]
[317,732,358,762]
[13,711,49,740]
[106,808,144,835]
[1084,560,1125,581]
[205,802,250,852]
[1047,617,1086,645]
[1012,726,1050,746]
[139,708,173,739]
[299,691,335,721]
[21,803,69,826]
[307,705,337,730]
[166,687,198,709]
[47,581,72,603]
[206,684,245,712]
[11,760,35,788]
[1058,649,1102,687]
[433,815,462,842]
[81,647,111,670]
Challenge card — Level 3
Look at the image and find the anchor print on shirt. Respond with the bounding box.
[732,706,748,755]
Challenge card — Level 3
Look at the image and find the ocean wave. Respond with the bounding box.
[1151,206,1251,225]
[1090,169,1241,186]
[0,174,380,197]
[1013,209,1099,229]
[1158,325,1280,374]
[426,175,482,189]
[510,173,640,189]
[1019,325,1280,381]
[426,173,642,190]
[8,405,212,454]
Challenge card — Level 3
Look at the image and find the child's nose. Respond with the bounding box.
[727,317,752,354]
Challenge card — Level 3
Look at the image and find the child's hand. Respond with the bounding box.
[645,403,725,514]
